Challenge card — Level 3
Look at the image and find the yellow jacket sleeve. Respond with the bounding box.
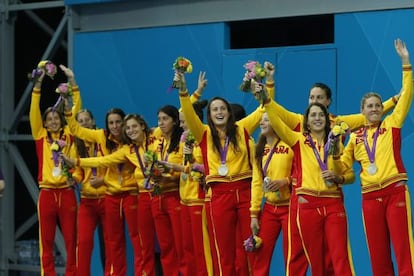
[80,145,129,168]
[264,100,300,147]
[250,159,264,218]
[237,106,264,135]
[71,85,82,114]
[388,64,413,127]
[29,88,43,139]
[179,90,208,143]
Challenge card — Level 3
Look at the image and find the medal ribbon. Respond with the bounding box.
[160,138,170,162]
[84,143,98,176]
[89,143,98,176]
[307,134,328,171]
[363,124,381,164]
[48,130,63,168]
[218,137,230,165]
[262,140,280,176]
[91,143,98,176]
[134,145,147,177]
[134,144,153,189]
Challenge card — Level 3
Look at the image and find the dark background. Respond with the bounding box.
[14,4,67,240]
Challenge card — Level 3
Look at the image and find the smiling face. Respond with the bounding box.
[76,111,95,129]
[44,111,62,133]
[107,113,123,138]
[158,111,175,136]
[361,95,383,124]
[259,113,275,136]
[306,105,327,134]
[209,99,230,128]
[125,118,144,142]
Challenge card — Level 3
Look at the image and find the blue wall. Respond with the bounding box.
[73,8,414,275]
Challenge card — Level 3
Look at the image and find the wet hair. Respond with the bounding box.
[193,99,208,121]
[303,102,331,144]
[231,103,246,121]
[122,114,151,148]
[158,105,183,153]
[206,96,239,153]
[105,108,126,152]
[360,92,383,111]
[74,109,96,158]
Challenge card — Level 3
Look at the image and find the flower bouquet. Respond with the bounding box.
[180,130,195,164]
[28,60,57,82]
[326,121,349,156]
[190,163,206,190]
[243,234,263,252]
[239,60,268,104]
[172,56,192,88]
[323,121,349,187]
[143,150,164,194]
[51,140,74,179]
[52,83,73,111]
[55,83,73,97]
[239,60,266,91]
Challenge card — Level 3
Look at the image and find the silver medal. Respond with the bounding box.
[263,177,271,192]
[218,164,228,176]
[367,163,377,175]
[52,167,62,177]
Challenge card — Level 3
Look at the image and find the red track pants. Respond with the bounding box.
[38,188,77,276]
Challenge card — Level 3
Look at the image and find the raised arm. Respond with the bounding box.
[237,61,275,134]
[389,38,412,126]
[29,70,45,139]
[189,71,207,103]
[59,65,82,113]
[263,100,300,147]
[382,93,399,114]
[176,73,208,143]
[237,105,265,135]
